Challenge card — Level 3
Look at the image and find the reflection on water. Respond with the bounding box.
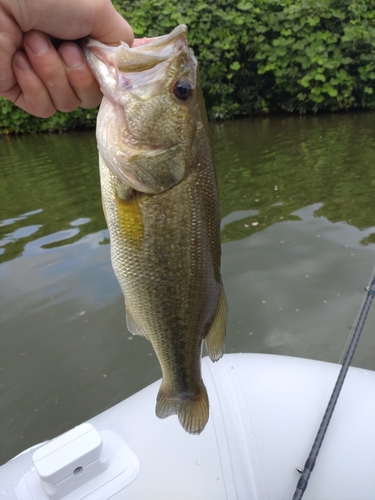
[0,132,105,262]
[214,112,375,241]
[1,114,375,464]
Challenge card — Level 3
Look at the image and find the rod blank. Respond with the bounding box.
[291,277,375,500]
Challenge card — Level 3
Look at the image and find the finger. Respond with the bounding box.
[10,0,134,46]
[23,30,80,113]
[0,6,23,94]
[12,51,56,117]
[89,4,134,46]
[59,43,102,109]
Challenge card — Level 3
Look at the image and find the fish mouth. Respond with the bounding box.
[83,25,189,76]
[82,25,195,107]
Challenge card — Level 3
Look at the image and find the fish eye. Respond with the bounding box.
[173,80,193,101]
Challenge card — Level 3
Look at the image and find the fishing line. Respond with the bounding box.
[290,269,375,500]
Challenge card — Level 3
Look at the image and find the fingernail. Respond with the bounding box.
[61,45,84,69]
[26,32,50,55]
[14,52,32,71]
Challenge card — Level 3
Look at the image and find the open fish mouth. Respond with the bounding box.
[82,25,190,92]
[84,25,188,64]
[83,25,196,194]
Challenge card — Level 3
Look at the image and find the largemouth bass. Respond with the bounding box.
[83,25,227,435]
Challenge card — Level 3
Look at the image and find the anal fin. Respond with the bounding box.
[126,304,149,340]
[204,287,227,362]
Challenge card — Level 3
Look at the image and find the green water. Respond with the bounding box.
[1,113,375,464]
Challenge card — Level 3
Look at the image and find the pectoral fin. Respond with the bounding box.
[116,190,144,249]
[101,197,108,225]
[125,304,149,340]
[204,287,227,362]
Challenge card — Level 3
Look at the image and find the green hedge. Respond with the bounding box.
[0,99,97,134]
[1,0,374,133]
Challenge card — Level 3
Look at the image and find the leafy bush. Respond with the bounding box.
[0,100,97,135]
[254,0,375,112]
[115,0,375,117]
[1,0,374,133]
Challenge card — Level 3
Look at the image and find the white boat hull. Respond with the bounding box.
[1,353,374,499]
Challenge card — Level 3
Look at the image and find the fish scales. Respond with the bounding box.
[84,25,227,434]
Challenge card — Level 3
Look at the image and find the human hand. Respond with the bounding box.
[0,0,133,117]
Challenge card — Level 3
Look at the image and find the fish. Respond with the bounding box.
[83,25,227,435]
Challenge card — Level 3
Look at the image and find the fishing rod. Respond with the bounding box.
[291,272,375,500]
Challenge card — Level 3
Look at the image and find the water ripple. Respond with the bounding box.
[0,131,105,263]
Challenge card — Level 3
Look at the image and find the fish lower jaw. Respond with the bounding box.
[126,141,166,151]
[121,139,178,155]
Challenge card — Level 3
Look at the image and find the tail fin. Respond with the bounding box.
[155,383,209,435]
